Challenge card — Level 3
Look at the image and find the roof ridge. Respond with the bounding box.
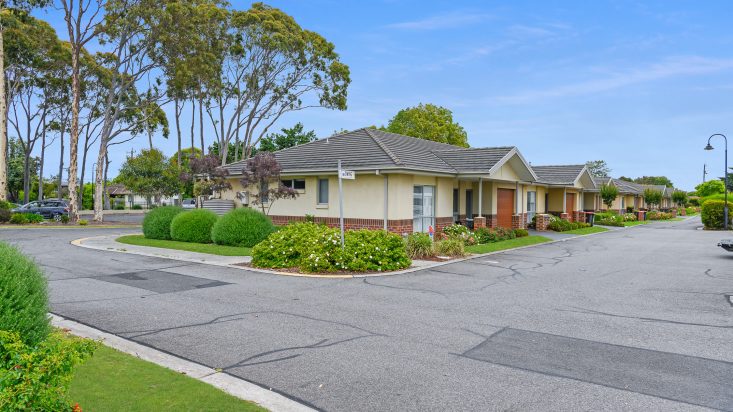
[433,146,514,152]
[364,128,403,166]
[533,164,585,168]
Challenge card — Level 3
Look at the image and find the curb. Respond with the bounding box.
[51,313,316,412]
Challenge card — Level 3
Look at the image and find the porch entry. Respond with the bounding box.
[497,188,514,228]
[566,193,576,216]
[526,191,537,223]
[413,185,435,232]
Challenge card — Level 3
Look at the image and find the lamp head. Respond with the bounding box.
[704,143,714,151]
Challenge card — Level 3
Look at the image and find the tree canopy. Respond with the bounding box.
[695,180,725,197]
[599,184,618,209]
[585,160,611,177]
[633,176,673,187]
[116,148,180,203]
[258,123,316,153]
[384,103,468,147]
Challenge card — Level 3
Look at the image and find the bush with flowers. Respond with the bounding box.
[251,222,411,273]
[623,213,637,221]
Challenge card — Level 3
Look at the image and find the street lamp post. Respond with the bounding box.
[705,134,728,230]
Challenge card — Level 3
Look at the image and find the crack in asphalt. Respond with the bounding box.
[558,306,733,329]
[362,277,448,297]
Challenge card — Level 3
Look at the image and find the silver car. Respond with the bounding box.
[181,198,196,209]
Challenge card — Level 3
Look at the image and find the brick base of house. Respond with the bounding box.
[572,211,586,223]
[435,217,454,233]
[560,213,570,221]
[474,216,486,229]
[680,208,686,216]
[511,214,526,229]
[536,214,551,231]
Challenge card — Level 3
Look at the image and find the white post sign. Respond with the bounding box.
[339,169,355,180]
[337,162,356,248]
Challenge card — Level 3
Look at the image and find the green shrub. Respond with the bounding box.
[405,233,434,259]
[9,213,28,225]
[0,201,11,210]
[595,212,624,227]
[443,224,469,237]
[647,211,673,220]
[548,219,589,232]
[252,223,411,272]
[0,330,97,411]
[0,241,50,346]
[701,200,732,229]
[78,219,88,226]
[685,206,697,215]
[60,215,70,224]
[170,209,218,243]
[25,213,44,224]
[211,208,274,247]
[474,227,516,244]
[343,230,411,272]
[433,238,465,257]
[514,228,529,237]
[142,206,184,240]
[131,204,143,210]
[622,213,637,221]
[114,204,125,210]
[0,209,10,223]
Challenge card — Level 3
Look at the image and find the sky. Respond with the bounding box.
[31,0,733,191]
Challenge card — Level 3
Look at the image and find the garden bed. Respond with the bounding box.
[465,236,551,254]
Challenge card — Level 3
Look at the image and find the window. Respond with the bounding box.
[452,188,459,222]
[260,181,269,203]
[413,185,435,233]
[527,191,537,222]
[282,179,305,190]
[317,178,329,204]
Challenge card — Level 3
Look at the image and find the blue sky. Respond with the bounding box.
[33,0,733,190]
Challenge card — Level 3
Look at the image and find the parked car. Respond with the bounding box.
[719,239,733,252]
[181,198,196,209]
[12,199,70,219]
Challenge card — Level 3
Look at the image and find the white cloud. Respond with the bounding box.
[497,56,733,104]
[385,11,492,31]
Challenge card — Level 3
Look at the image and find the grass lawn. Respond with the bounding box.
[116,235,251,256]
[466,235,552,254]
[623,221,650,227]
[560,226,609,235]
[69,345,266,412]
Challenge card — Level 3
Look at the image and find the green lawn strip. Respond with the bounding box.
[559,226,609,235]
[116,234,251,256]
[623,221,650,227]
[466,235,552,254]
[69,345,266,412]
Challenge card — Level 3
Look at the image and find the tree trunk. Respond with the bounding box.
[175,98,181,166]
[198,95,204,156]
[79,138,88,210]
[38,120,45,200]
[67,44,81,221]
[57,128,64,199]
[22,151,30,204]
[0,28,7,201]
[92,141,106,222]
[103,153,110,210]
[190,98,195,154]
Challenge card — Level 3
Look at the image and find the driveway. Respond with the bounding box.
[2,217,732,411]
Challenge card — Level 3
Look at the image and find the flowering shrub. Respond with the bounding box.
[622,213,637,222]
[595,212,624,227]
[474,227,515,243]
[548,219,590,232]
[0,330,97,412]
[442,224,475,245]
[647,211,673,220]
[252,222,411,273]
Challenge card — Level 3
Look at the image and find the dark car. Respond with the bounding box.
[719,239,733,252]
[12,199,70,219]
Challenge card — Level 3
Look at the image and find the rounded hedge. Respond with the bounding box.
[170,209,219,243]
[142,206,184,240]
[211,208,275,247]
[0,241,50,346]
[701,199,732,230]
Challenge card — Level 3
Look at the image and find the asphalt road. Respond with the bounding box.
[2,217,732,411]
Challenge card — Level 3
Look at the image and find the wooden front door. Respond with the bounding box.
[497,189,515,228]
[566,193,576,217]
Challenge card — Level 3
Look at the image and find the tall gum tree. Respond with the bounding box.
[0,0,50,201]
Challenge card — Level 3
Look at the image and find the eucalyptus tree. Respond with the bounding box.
[60,0,105,219]
[4,14,64,203]
[0,0,51,201]
[210,2,350,165]
[91,0,170,221]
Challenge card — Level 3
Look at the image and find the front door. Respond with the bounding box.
[566,193,576,218]
[465,190,473,220]
[497,189,515,228]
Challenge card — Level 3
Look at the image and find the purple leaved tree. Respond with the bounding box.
[240,153,298,215]
[182,154,232,203]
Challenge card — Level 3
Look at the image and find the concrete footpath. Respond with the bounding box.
[52,314,315,412]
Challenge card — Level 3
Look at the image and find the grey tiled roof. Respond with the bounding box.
[611,179,643,194]
[222,128,516,176]
[532,165,587,185]
[592,176,612,187]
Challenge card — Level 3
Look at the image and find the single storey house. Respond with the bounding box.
[221,128,543,233]
[531,165,596,222]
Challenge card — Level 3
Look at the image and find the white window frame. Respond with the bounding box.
[317,178,329,205]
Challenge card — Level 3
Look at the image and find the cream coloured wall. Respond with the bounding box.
[520,185,545,214]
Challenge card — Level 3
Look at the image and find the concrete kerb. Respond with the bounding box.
[51,313,316,412]
[70,226,630,279]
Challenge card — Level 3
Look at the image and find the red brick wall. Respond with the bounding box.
[474,217,486,229]
[511,214,526,229]
[572,211,586,223]
[435,217,454,233]
[536,214,551,231]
